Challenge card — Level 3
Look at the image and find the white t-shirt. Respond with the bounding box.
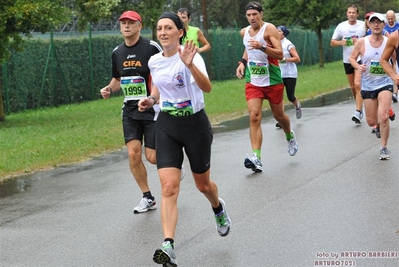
[331,20,365,63]
[148,47,208,114]
[280,37,297,78]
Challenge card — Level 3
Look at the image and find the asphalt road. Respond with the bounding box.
[1,94,398,267]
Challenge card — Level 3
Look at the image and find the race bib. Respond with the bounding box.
[161,99,194,117]
[248,61,269,78]
[369,60,386,75]
[345,36,357,46]
[120,76,147,101]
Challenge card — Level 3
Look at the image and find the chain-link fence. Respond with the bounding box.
[205,25,342,81]
[1,25,342,115]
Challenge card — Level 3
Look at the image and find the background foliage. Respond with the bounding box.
[2,0,399,64]
[1,0,399,120]
[1,25,342,115]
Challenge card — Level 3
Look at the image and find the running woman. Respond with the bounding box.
[138,12,231,267]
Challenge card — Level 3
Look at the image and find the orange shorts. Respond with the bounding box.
[245,83,284,105]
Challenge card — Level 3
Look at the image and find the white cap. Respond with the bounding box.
[369,13,385,22]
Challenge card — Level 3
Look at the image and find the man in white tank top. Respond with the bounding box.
[235,1,299,173]
[349,13,394,160]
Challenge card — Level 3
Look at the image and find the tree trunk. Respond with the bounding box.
[201,0,208,31]
[0,83,5,121]
[317,27,324,68]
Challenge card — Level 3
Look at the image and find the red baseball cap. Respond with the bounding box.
[365,12,374,19]
[119,11,142,23]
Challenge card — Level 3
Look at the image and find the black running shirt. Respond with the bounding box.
[111,36,162,120]
[111,36,162,99]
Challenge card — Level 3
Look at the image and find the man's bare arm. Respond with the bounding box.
[381,31,399,82]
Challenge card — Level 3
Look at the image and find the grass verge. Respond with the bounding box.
[0,61,348,181]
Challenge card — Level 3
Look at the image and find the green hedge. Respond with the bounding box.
[2,35,125,114]
[1,26,342,114]
[204,26,342,81]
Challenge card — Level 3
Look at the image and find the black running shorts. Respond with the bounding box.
[361,85,393,99]
[155,109,213,174]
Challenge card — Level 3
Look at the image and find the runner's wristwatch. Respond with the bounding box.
[260,45,266,52]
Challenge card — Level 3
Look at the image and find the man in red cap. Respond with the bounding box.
[100,11,162,214]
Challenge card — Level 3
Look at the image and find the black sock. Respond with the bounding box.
[143,191,153,200]
[164,238,174,248]
[212,202,223,215]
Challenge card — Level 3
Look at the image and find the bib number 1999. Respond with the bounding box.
[123,85,143,96]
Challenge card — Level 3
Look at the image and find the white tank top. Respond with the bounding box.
[243,23,282,87]
[361,36,392,92]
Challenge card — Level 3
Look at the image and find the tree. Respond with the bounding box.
[0,0,169,121]
[206,0,240,28]
[0,0,149,121]
[136,0,167,41]
[64,0,121,29]
[0,1,72,121]
[355,0,399,15]
[62,0,167,42]
[264,0,345,68]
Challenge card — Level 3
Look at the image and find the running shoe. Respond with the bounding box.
[375,126,381,139]
[287,130,298,156]
[244,153,262,172]
[133,197,157,214]
[275,122,282,128]
[351,110,363,124]
[371,125,377,134]
[380,147,390,160]
[389,106,395,121]
[214,198,231,237]
[296,102,302,119]
[393,93,398,103]
[153,241,177,267]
